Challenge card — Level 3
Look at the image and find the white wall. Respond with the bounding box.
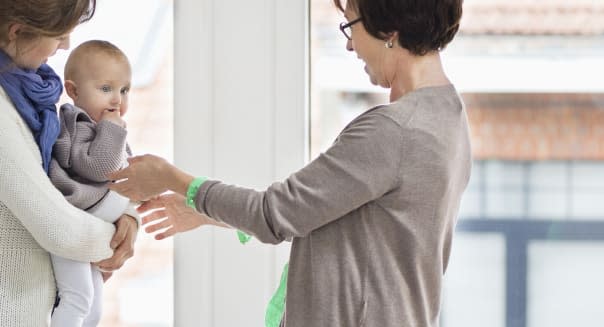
[173,0,308,326]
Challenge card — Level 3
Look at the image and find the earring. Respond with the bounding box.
[385,40,394,49]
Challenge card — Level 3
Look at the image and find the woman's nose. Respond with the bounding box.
[345,39,353,52]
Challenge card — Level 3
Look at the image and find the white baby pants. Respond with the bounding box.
[50,191,129,327]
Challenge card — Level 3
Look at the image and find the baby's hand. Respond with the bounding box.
[101,109,127,128]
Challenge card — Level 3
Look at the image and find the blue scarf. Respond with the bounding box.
[0,50,62,174]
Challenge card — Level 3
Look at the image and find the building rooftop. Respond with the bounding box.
[462,0,604,36]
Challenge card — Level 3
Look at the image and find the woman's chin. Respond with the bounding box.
[367,75,379,86]
[364,67,381,86]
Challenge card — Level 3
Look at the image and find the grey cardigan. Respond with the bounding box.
[195,85,472,327]
[49,103,130,210]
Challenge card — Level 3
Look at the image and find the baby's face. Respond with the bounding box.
[72,56,131,122]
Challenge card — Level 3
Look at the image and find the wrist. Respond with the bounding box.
[170,167,196,196]
[123,202,142,228]
[185,176,208,209]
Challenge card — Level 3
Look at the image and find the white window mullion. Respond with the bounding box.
[174,0,308,325]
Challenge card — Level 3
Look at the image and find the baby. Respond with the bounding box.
[48,40,136,327]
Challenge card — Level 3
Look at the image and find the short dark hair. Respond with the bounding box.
[333,0,463,56]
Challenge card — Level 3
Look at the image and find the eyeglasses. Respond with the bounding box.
[339,17,362,41]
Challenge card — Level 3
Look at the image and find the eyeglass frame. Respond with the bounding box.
[339,17,363,41]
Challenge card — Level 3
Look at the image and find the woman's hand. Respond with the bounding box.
[139,193,230,240]
[94,214,138,271]
[108,154,186,201]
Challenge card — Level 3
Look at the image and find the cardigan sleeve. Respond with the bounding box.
[68,118,128,182]
[195,112,403,244]
[0,97,115,262]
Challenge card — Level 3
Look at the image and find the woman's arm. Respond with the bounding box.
[110,113,403,244]
[0,102,115,262]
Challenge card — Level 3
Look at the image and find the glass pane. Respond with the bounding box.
[528,191,567,219]
[571,192,604,220]
[442,233,505,327]
[484,161,526,189]
[528,241,604,327]
[458,190,482,218]
[572,162,604,189]
[570,163,604,220]
[467,161,482,188]
[486,190,525,218]
[529,162,567,189]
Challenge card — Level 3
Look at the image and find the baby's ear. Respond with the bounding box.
[64,80,78,99]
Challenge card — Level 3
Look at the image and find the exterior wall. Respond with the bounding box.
[465,93,604,160]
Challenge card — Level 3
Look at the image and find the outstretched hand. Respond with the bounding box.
[108,154,176,202]
[139,193,230,240]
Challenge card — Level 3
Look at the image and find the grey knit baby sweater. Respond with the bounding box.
[195,85,472,327]
[49,103,131,210]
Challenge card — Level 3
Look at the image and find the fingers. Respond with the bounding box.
[156,227,176,240]
[138,197,166,214]
[101,110,126,127]
[107,156,145,180]
[141,209,167,225]
[97,255,122,271]
[108,181,145,201]
[100,109,119,119]
[95,257,116,271]
[110,220,128,249]
[144,217,172,234]
[96,216,137,271]
[97,240,133,271]
[107,166,130,181]
[127,155,147,165]
[107,181,127,196]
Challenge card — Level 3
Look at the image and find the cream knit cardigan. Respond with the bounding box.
[0,87,123,326]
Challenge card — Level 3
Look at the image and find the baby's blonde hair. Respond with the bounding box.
[64,40,130,81]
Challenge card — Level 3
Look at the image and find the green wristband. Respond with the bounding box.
[186,177,207,208]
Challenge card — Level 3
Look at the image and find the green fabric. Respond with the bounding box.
[265,263,288,327]
[237,230,252,244]
[235,231,287,327]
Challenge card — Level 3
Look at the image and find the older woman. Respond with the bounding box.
[110,0,470,326]
[0,1,138,325]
